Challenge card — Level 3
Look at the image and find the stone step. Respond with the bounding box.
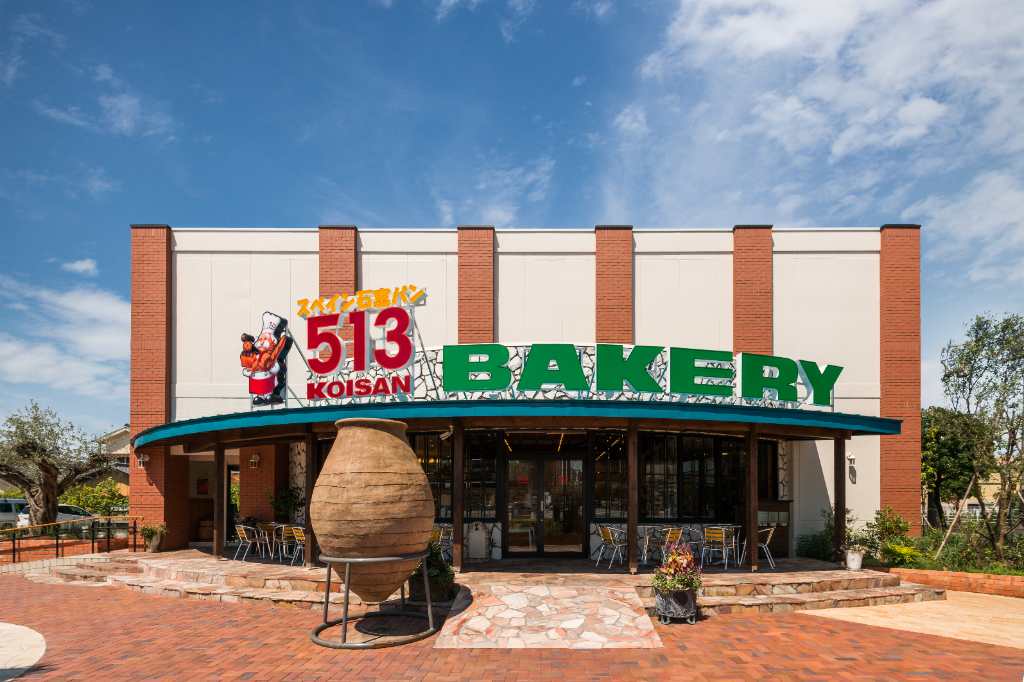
[634,571,901,599]
[138,560,336,592]
[50,567,116,583]
[77,561,142,573]
[105,573,452,616]
[639,583,945,618]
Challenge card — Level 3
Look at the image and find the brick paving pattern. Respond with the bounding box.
[3,574,1021,681]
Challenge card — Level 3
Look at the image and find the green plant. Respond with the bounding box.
[229,483,240,509]
[266,487,304,517]
[866,506,911,548]
[1,485,24,498]
[881,542,921,567]
[651,540,703,592]
[60,477,128,517]
[411,542,456,592]
[842,528,876,553]
[140,522,167,544]
[239,516,259,528]
[796,506,856,561]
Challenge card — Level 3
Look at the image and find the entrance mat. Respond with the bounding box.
[434,584,662,649]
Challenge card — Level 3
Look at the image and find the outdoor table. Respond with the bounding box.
[704,525,742,566]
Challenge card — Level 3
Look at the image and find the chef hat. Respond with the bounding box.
[261,312,283,334]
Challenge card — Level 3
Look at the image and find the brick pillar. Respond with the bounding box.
[238,444,278,522]
[457,226,495,343]
[595,225,634,344]
[880,224,922,534]
[129,224,189,550]
[319,225,358,340]
[732,225,773,354]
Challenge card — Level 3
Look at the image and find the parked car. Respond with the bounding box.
[16,504,94,528]
[0,498,29,529]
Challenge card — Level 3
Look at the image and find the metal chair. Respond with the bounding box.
[680,525,704,561]
[258,523,278,558]
[646,527,684,564]
[701,527,736,570]
[277,525,297,563]
[754,527,776,569]
[291,526,306,566]
[438,525,454,564]
[594,526,629,568]
[234,525,271,561]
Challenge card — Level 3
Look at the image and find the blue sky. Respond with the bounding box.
[2,0,1022,433]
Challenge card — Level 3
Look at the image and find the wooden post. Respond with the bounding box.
[834,436,846,564]
[213,442,225,559]
[627,419,639,574]
[745,428,759,571]
[452,420,464,573]
[304,428,317,568]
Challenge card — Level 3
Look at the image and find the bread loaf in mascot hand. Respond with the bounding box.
[240,313,292,406]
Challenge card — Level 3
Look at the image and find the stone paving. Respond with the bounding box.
[2,574,1021,681]
[0,623,46,682]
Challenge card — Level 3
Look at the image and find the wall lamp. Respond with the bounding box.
[250,453,261,469]
[847,452,856,465]
[136,453,150,468]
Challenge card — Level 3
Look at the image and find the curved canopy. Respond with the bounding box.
[133,399,900,451]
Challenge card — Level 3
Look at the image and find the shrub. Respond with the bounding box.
[140,522,167,544]
[60,477,129,516]
[866,506,910,548]
[411,541,456,592]
[796,506,856,561]
[881,543,921,567]
[266,487,304,517]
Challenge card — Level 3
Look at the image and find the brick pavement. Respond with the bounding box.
[2,574,1021,681]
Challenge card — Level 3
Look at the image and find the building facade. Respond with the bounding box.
[129,223,920,570]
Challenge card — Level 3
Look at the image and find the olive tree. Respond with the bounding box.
[941,313,1024,562]
[0,402,115,527]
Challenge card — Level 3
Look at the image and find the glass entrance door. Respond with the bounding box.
[505,458,584,555]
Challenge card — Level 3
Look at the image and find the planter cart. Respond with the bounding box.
[654,587,697,625]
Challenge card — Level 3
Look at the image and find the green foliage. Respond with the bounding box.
[866,506,910,547]
[921,406,987,526]
[796,506,855,561]
[842,528,876,553]
[411,541,455,590]
[140,522,167,543]
[909,523,1024,573]
[59,477,128,517]
[650,540,702,592]
[1,485,24,499]
[881,543,921,567]
[229,483,240,509]
[266,487,304,516]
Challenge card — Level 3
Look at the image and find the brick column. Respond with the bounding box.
[457,226,495,343]
[129,224,189,550]
[880,224,922,534]
[319,225,358,340]
[238,445,278,522]
[595,225,633,344]
[732,225,773,354]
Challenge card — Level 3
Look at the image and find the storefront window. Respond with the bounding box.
[679,435,716,519]
[759,441,778,502]
[465,431,498,519]
[592,432,626,519]
[412,433,453,520]
[639,433,677,519]
[718,438,745,521]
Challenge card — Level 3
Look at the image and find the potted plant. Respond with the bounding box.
[651,540,703,625]
[409,541,457,602]
[140,522,168,553]
[842,529,874,570]
[267,487,305,521]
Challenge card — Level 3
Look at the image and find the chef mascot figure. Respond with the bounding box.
[240,312,292,406]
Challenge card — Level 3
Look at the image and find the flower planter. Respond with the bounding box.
[654,587,697,625]
[147,532,162,553]
[845,549,864,570]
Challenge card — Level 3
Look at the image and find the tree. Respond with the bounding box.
[0,402,115,526]
[921,406,987,528]
[941,313,1024,563]
[60,477,129,517]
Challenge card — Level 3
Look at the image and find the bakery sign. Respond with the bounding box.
[241,287,845,411]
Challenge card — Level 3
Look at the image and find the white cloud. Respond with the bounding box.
[33,101,96,130]
[614,103,648,136]
[60,259,99,276]
[0,275,129,400]
[11,14,66,50]
[436,0,484,20]
[83,167,122,199]
[572,76,587,87]
[575,0,613,19]
[432,154,555,228]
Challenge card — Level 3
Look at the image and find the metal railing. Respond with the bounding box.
[0,516,141,564]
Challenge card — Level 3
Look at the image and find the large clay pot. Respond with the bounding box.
[310,418,434,602]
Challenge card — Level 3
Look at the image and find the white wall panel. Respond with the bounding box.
[773,253,880,404]
[359,253,457,347]
[791,435,880,541]
[497,254,596,343]
[634,254,733,351]
[773,228,880,253]
[633,230,733,254]
[173,228,318,253]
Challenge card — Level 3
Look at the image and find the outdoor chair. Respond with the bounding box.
[291,527,306,566]
[258,523,278,558]
[430,527,443,544]
[680,525,704,561]
[701,527,736,570]
[438,525,454,564]
[755,527,776,569]
[594,526,629,569]
[277,525,297,563]
[234,525,271,562]
[646,527,684,564]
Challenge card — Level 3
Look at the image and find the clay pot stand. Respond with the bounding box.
[310,549,438,649]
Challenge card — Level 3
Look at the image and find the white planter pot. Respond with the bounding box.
[148,532,163,553]
[845,549,863,570]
